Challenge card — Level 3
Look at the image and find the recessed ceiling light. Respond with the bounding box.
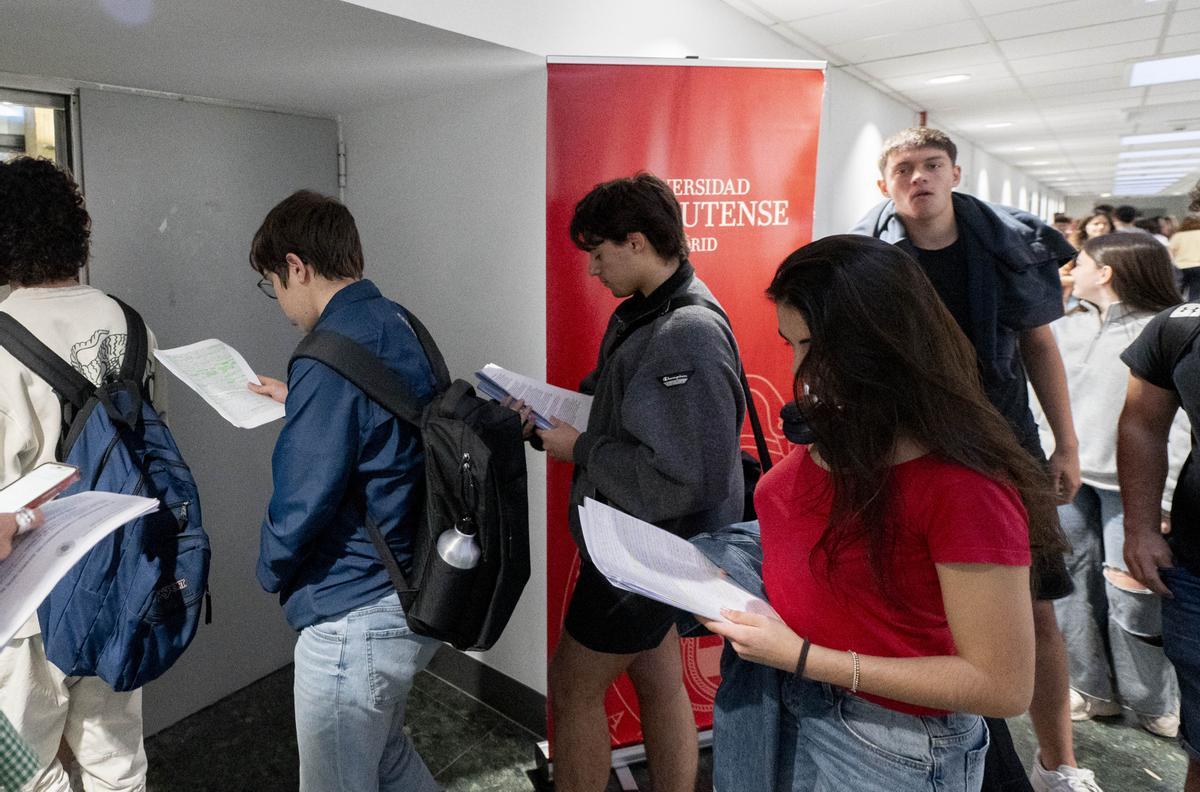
[985,122,1013,129]
[1130,54,1200,87]
[927,74,971,85]
[1121,131,1200,146]
[1118,147,1200,159]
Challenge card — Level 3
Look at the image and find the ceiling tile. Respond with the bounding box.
[1170,8,1200,36]
[997,18,1163,60]
[983,0,1163,40]
[1163,31,1200,55]
[1017,62,1125,87]
[745,0,868,22]
[1007,39,1159,74]
[826,19,988,62]
[855,43,1001,79]
[783,0,971,44]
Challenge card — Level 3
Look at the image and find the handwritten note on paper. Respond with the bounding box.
[154,340,285,428]
[579,498,778,622]
[0,492,158,646]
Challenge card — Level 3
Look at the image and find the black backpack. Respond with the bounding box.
[290,309,529,652]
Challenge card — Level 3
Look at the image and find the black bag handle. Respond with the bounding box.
[606,294,773,472]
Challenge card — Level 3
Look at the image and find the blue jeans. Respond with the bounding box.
[293,592,441,792]
[1056,485,1178,716]
[777,677,988,792]
[1162,566,1200,761]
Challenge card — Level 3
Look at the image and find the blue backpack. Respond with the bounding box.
[0,298,210,691]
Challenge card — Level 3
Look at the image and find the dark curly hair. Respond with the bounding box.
[0,157,91,286]
[1190,178,1200,214]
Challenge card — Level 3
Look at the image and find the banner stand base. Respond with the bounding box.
[533,729,714,788]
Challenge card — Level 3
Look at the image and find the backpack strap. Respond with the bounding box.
[0,311,94,412]
[110,296,149,386]
[606,293,774,473]
[289,331,427,426]
[401,310,452,392]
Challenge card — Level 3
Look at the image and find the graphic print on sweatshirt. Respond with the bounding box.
[69,329,127,386]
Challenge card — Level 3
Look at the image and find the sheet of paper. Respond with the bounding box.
[154,339,285,428]
[0,492,159,647]
[476,363,593,432]
[579,498,778,622]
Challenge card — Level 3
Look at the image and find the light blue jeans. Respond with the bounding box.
[777,677,989,791]
[1055,485,1178,717]
[293,592,441,792]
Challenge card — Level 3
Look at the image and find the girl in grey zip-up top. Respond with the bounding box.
[1050,232,1188,736]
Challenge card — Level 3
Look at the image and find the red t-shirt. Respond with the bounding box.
[757,447,1031,716]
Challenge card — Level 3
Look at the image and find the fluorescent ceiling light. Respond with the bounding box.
[1121,131,1200,146]
[1130,54,1200,87]
[985,122,1013,128]
[1014,146,1036,152]
[927,74,970,85]
[1119,147,1200,159]
[1115,158,1200,169]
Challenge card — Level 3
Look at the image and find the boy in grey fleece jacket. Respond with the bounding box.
[536,174,744,792]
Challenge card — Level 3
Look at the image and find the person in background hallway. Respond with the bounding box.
[1113,205,1146,234]
[0,157,156,792]
[1170,186,1200,301]
[852,127,1094,792]
[1068,212,1113,251]
[1049,234,1185,739]
[704,234,1056,791]
[538,173,744,792]
[1054,214,1076,242]
[247,191,441,792]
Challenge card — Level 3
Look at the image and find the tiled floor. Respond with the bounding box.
[145,662,1186,790]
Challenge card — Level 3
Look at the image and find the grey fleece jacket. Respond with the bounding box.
[568,263,746,552]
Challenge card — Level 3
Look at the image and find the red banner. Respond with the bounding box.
[546,60,824,748]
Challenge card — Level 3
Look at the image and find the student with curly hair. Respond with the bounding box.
[0,157,160,792]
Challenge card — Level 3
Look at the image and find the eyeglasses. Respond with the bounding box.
[256,277,277,300]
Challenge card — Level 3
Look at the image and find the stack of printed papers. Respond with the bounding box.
[475,363,592,432]
[579,498,777,622]
[0,492,159,646]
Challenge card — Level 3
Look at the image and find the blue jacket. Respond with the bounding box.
[257,279,435,630]
[852,193,1073,447]
[684,521,786,791]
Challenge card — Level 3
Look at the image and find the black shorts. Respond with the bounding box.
[564,555,678,654]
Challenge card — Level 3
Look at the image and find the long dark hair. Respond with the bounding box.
[766,235,1061,586]
[1081,233,1181,314]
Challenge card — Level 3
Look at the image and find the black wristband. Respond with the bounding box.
[794,637,812,678]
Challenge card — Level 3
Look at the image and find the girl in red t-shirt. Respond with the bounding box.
[701,235,1063,791]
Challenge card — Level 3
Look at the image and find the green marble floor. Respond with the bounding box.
[144,663,1188,791]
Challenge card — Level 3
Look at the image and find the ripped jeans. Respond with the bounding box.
[1055,485,1179,717]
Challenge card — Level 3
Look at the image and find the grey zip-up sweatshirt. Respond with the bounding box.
[568,262,746,551]
[1039,301,1190,507]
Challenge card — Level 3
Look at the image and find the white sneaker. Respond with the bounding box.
[1068,688,1121,721]
[1138,712,1180,738]
[1029,751,1104,792]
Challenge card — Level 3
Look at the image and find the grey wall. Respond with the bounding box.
[77,88,339,734]
[341,61,548,694]
[1065,193,1191,220]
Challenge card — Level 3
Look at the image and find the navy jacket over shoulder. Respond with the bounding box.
[257,279,435,631]
[852,192,1074,448]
